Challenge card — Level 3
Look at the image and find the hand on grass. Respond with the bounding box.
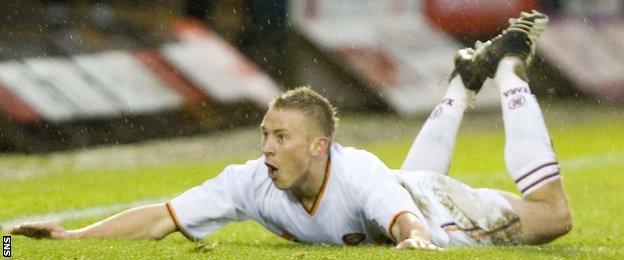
[11,221,71,239]
[395,238,440,250]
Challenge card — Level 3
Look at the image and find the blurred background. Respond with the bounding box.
[0,0,622,153]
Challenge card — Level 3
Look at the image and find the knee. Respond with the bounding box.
[558,208,573,235]
[549,206,573,238]
[528,206,572,245]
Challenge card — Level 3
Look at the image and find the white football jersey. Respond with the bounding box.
[167,143,424,245]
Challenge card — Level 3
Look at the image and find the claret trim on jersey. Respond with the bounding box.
[166,201,195,241]
[298,157,331,216]
[280,230,298,242]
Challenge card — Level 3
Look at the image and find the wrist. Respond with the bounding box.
[391,212,431,243]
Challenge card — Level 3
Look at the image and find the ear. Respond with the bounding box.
[309,137,330,157]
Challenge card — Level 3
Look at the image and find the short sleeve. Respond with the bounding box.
[359,158,426,242]
[167,163,255,240]
[362,181,426,241]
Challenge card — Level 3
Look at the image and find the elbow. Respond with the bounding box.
[146,227,167,240]
[139,203,179,240]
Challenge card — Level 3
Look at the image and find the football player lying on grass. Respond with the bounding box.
[13,11,571,250]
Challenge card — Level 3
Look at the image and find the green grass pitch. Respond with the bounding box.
[1,102,623,259]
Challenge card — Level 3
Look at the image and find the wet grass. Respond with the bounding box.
[1,102,624,258]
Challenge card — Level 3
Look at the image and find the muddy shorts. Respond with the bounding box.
[395,170,522,246]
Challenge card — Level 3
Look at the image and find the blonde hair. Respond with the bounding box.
[269,86,339,138]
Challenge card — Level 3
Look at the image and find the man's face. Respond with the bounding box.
[261,108,316,190]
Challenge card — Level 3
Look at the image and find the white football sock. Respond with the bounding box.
[401,76,469,174]
[495,56,560,196]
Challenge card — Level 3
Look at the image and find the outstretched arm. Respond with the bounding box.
[11,203,177,240]
[391,212,439,250]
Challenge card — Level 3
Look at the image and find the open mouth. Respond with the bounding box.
[265,162,278,179]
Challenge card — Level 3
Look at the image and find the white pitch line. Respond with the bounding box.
[2,152,623,230]
[1,197,167,230]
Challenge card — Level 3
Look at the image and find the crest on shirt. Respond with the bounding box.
[342,233,366,246]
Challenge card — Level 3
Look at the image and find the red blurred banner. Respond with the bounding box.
[424,0,542,39]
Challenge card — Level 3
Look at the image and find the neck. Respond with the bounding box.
[292,154,330,204]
